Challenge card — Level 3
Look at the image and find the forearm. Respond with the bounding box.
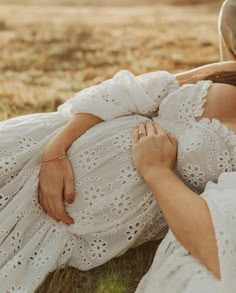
[176,61,236,85]
[144,168,220,278]
[44,113,103,156]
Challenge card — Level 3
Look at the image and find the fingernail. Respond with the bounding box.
[66,221,73,225]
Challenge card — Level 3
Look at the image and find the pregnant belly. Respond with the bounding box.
[68,114,150,164]
[67,114,152,193]
[196,83,236,133]
[65,115,167,243]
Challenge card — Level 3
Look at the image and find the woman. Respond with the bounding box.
[133,104,236,291]
[219,0,236,61]
[0,61,235,292]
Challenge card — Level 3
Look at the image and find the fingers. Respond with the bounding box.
[44,198,59,221]
[132,121,153,145]
[145,121,156,135]
[135,122,147,140]
[64,172,75,204]
[153,122,166,135]
[38,186,74,225]
[166,132,178,146]
[38,187,46,212]
[54,201,74,225]
[154,123,177,146]
[132,127,139,145]
[38,187,58,221]
[132,121,176,146]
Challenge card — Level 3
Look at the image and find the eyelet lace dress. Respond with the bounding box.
[135,172,236,293]
[1,69,235,292]
[136,81,236,293]
[0,70,180,292]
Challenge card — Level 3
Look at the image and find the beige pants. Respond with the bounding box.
[218,0,236,61]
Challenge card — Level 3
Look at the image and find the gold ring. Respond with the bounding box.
[138,131,145,137]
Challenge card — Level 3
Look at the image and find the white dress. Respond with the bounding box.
[135,172,236,293]
[0,70,179,292]
[135,80,236,292]
[1,69,235,292]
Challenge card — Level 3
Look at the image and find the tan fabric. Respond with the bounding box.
[218,0,236,61]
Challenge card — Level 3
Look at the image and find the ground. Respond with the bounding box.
[0,0,223,292]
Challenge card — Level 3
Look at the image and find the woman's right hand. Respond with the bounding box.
[37,113,103,224]
[38,147,75,225]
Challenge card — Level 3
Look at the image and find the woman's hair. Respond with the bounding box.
[203,71,236,86]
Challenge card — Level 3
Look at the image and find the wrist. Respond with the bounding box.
[45,132,71,153]
[42,140,67,159]
[41,152,67,163]
[143,167,174,185]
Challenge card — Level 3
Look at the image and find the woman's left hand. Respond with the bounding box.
[132,121,178,178]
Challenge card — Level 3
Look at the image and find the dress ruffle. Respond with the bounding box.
[201,118,236,171]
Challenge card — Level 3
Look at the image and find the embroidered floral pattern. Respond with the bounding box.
[112,133,131,153]
[17,136,37,152]
[29,248,51,268]
[118,165,141,184]
[217,150,231,172]
[77,150,100,171]
[125,222,142,241]
[6,285,28,293]
[88,239,108,259]
[109,193,133,215]
[1,70,236,292]
[182,164,205,187]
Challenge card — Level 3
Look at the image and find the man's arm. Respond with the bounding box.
[176,61,236,85]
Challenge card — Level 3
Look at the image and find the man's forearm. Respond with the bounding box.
[176,61,236,85]
[143,168,220,278]
[44,113,103,156]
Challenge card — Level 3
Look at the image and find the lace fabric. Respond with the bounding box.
[153,80,236,194]
[136,81,236,292]
[1,69,236,292]
[0,69,180,292]
[58,70,180,120]
[136,172,236,293]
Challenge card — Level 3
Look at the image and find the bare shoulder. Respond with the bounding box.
[197,83,236,121]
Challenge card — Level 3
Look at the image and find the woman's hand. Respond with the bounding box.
[132,121,220,279]
[132,121,178,178]
[37,113,103,225]
[38,147,75,225]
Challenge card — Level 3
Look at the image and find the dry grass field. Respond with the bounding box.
[0,0,224,292]
[0,1,223,121]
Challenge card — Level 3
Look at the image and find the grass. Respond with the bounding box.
[35,241,161,292]
[95,272,128,293]
[0,1,221,120]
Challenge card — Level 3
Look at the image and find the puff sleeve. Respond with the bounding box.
[57,70,179,121]
[202,172,236,293]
